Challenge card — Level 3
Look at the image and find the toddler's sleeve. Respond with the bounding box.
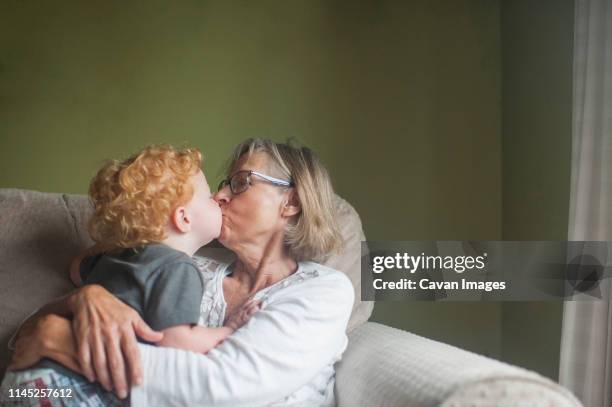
[145,262,204,331]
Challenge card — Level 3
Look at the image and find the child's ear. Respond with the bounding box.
[171,206,192,233]
[281,190,301,218]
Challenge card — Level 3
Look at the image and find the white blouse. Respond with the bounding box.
[130,257,355,407]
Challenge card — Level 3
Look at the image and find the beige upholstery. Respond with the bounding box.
[0,188,373,376]
[0,189,94,374]
[337,323,582,407]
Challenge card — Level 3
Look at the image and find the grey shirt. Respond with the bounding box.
[38,243,203,379]
[79,243,204,332]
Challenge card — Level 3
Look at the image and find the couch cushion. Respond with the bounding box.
[337,322,582,407]
[326,195,373,332]
[0,188,372,375]
[0,189,95,376]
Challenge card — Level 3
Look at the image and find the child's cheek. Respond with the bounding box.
[211,203,222,235]
[206,204,221,238]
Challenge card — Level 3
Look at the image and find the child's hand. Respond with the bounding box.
[225,299,261,331]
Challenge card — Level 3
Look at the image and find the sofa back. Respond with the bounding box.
[0,188,372,375]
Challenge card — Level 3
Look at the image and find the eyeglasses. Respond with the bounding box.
[217,170,294,195]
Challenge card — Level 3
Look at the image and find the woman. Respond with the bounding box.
[4,138,355,406]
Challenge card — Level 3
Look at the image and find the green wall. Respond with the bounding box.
[0,0,574,381]
[327,1,505,360]
[500,0,574,380]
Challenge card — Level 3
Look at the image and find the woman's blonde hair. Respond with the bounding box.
[88,144,202,252]
[227,138,342,262]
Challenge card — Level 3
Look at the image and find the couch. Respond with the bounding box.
[0,188,582,406]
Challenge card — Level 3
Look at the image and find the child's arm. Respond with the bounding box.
[69,255,85,287]
[156,300,261,354]
[69,243,107,287]
[157,325,234,354]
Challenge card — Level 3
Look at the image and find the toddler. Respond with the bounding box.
[1,145,258,406]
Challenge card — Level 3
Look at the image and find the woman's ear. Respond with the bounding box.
[171,206,192,233]
[281,189,301,218]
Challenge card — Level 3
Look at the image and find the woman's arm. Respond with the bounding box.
[70,284,164,398]
[7,289,83,354]
[9,284,163,400]
[9,314,81,374]
[131,271,354,406]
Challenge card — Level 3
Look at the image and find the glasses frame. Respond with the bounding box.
[218,170,294,195]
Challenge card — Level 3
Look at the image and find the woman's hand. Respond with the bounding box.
[9,314,78,372]
[224,299,261,331]
[68,284,164,399]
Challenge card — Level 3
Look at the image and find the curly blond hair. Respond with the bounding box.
[88,145,202,252]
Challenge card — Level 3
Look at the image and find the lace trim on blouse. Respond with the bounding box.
[192,256,320,327]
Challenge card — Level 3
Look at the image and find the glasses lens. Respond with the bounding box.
[230,172,250,194]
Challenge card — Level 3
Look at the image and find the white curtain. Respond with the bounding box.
[559,0,612,406]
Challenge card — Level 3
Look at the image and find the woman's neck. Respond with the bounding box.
[232,237,298,294]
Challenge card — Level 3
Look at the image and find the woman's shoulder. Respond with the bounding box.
[293,261,354,298]
[300,261,351,282]
[266,261,354,322]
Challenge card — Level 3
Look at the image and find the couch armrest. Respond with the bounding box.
[335,322,581,406]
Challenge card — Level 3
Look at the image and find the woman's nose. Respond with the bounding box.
[214,189,230,205]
